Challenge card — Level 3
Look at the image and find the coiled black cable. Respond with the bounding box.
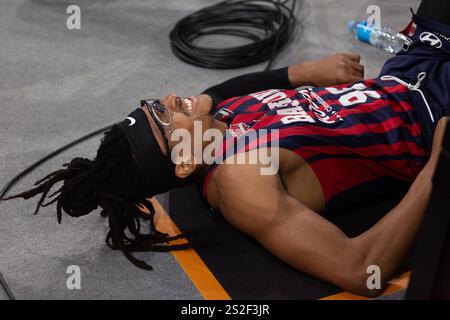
[169,0,297,70]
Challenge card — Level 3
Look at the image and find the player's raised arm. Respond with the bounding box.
[202,53,364,106]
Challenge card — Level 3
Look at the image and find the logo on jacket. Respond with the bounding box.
[419,32,442,49]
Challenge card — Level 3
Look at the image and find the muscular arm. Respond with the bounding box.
[203,53,364,106]
[210,118,448,296]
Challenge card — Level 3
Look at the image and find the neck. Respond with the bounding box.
[211,118,228,135]
[193,117,228,180]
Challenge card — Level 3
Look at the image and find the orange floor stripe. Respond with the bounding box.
[148,198,231,300]
[320,272,410,300]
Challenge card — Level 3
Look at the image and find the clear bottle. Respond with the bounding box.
[348,20,408,54]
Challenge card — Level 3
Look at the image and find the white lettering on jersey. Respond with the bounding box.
[267,98,293,110]
[250,89,280,101]
[250,83,381,127]
[281,114,315,124]
[325,83,381,107]
[278,106,315,124]
[262,92,288,104]
[251,89,298,111]
[299,89,343,124]
[326,83,367,94]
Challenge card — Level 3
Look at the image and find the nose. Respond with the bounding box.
[160,93,177,111]
[161,93,184,113]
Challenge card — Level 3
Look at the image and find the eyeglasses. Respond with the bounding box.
[140,99,173,151]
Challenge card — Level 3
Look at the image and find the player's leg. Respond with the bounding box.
[417,0,450,26]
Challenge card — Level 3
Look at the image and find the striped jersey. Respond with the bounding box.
[200,78,428,213]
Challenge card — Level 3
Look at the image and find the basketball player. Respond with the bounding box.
[3,0,449,297]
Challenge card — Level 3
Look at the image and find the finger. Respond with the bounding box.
[344,67,363,80]
[341,53,361,62]
[347,74,363,82]
[349,61,364,74]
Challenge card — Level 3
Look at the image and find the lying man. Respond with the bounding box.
[3,0,449,297]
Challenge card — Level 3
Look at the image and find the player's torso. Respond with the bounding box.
[203,79,428,213]
[212,78,420,136]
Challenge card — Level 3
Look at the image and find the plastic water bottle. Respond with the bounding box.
[348,20,408,54]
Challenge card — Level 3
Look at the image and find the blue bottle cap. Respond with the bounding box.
[356,22,372,44]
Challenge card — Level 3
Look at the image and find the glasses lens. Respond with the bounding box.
[151,101,171,126]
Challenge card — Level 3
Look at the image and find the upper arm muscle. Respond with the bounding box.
[214,162,357,288]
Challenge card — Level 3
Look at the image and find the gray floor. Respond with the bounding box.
[0,0,420,300]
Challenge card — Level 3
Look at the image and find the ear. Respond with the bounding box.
[175,156,197,179]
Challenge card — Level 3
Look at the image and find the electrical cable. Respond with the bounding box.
[0,124,113,300]
[169,0,297,70]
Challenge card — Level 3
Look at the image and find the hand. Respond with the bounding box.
[288,53,365,88]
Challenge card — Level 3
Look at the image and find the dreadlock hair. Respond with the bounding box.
[1,124,197,270]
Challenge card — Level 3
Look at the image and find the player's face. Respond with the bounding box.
[146,93,214,156]
[160,93,214,121]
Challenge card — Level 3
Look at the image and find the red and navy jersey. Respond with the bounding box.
[200,78,428,213]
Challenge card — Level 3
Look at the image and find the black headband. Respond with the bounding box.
[120,107,177,195]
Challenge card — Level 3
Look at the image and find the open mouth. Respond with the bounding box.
[183,96,197,115]
[174,95,197,116]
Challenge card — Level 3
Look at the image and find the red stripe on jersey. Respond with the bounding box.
[323,97,414,114]
[246,102,265,113]
[275,117,423,140]
[383,84,411,94]
[345,100,415,114]
[309,158,379,200]
[294,140,426,162]
[227,95,254,112]
[231,112,266,124]
[310,156,421,200]
[216,96,240,110]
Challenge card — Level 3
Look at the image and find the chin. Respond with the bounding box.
[197,94,213,115]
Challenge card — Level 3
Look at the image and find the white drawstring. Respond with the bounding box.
[380,72,435,123]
